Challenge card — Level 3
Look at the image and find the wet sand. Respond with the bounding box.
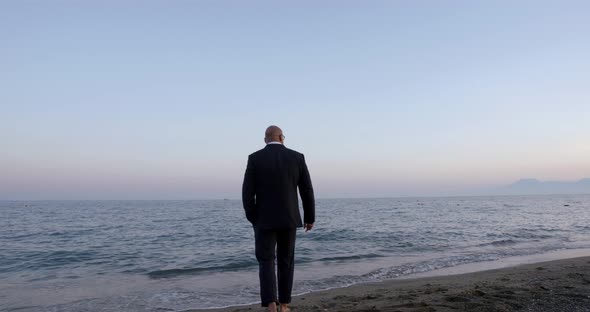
[190,256,590,312]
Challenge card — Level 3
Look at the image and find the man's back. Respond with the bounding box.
[242,144,315,229]
[242,125,315,311]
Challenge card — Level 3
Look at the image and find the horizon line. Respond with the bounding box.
[2,192,589,202]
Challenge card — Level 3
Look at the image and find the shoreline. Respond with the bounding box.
[188,254,590,312]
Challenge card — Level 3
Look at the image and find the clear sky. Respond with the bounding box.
[1,1,589,199]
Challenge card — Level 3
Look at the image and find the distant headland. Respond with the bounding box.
[498,178,590,195]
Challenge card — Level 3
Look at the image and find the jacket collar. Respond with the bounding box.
[265,143,285,148]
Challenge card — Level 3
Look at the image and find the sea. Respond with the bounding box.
[1,195,590,311]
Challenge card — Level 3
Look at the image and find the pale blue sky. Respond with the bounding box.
[1,1,589,199]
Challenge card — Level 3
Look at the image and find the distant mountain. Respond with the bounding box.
[500,178,590,195]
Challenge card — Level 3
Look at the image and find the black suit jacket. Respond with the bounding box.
[242,144,315,229]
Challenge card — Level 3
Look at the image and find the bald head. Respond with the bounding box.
[264,125,284,144]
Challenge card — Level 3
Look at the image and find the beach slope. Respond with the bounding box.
[191,256,590,312]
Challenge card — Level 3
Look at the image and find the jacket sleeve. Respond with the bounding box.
[298,154,315,224]
[242,155,257,224]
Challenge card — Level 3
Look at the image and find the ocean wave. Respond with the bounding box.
[486,229,556,240]
[146,252,386,279]
[299,247,578,292]
[147,259,257,279]
[477,239,518,247]
[0,250,101,274]
[308,229,362,241]
[317,253,383,262]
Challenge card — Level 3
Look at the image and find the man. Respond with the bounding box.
[242,125,315,312]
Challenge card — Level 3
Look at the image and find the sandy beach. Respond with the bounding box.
[191,256,590,312]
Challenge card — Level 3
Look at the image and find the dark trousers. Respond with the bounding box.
[254,227,297,307]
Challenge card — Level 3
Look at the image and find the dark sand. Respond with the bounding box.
[190,256,590,312]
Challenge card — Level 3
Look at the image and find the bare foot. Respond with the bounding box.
[279,303,290,312]
[267,302,277,312]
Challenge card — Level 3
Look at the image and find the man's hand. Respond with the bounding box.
[304,223,314,232]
